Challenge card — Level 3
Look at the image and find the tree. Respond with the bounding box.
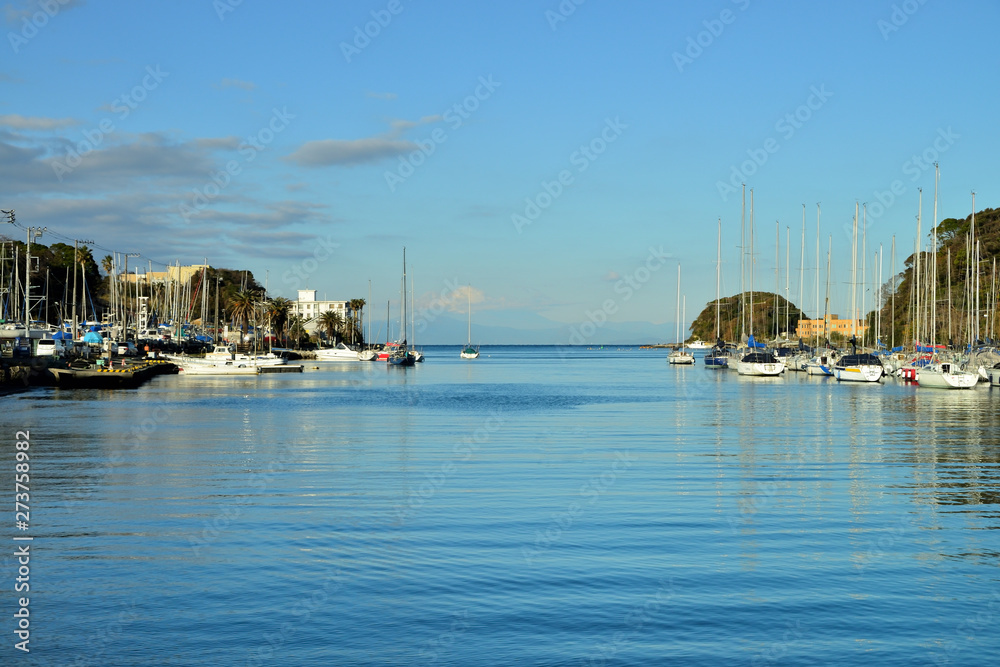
[347,298,366,343]
[266,297,292,346]
[318,309,343,343]
[228,290,258,342]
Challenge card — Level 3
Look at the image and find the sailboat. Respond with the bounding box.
[667,264,694,365]
[705,218,729,368]
[833,204,883,383]
[388,248,416,366]
[460,286,479,359]
[918,182,978,389]
[358,280,377,361]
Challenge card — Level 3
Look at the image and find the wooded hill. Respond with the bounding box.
[688,291,805,343]
[869,205,1000,347]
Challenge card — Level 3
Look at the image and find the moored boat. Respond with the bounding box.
[315,342,360,361]
[737,351,785,376]
[833,353,884,383]
[917,361,978,389]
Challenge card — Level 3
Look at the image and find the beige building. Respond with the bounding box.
[121,264,209,285]
[796,314,869,339]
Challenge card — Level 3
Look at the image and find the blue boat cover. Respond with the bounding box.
[746,335,766,349]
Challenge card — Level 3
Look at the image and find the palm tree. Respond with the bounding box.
[101,255,114,275]
[228,290,257,343]
[266,297,292,346]
[347,298,366,343]
[318,309,343,345]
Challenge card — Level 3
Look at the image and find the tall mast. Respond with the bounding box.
[851,202,858,339]
[947,246,952,343]
[931,164,939,348]
[716,218,721,341]
[815,204,821,346]
[891,235,896,350]
[824,235,832,343]
[740,184,746,337]
[915,189,922,347]
[798,206,805,337]
[749,189,754,339]
[972,192,979,345]
[775,220,780,340]
[861,204,867,346]
[675,263,681,345]
[786,224,791,338]
[400,247,407,345]
[877,244,883,347]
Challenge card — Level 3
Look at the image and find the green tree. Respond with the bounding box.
[318,309,343,343]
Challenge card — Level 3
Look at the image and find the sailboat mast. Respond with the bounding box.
[851,202,858,339]
[400,247,407,345]
[891,235,896,350]
[716,218,721,341]
[861,204,867,347]
[915,189,922,347]
[798,206,805,336]
[786,224,790,338]
[749,189,754,339]
[740,184,746,337]
[824,235,831,342]
[931,163,939,347]
[675,263,681,345]
[468,286,472,345]
[815,204,821,346]
[775,220,779,340]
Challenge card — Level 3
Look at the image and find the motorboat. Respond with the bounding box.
[315,342,360,361]
[178,360,261,375]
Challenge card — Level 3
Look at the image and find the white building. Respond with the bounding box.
[291,290,348,332]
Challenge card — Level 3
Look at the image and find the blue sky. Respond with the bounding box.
[2,0,998,343]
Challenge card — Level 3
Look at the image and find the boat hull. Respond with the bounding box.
[834,365,883,382]
[667,352,695,365]
[737,361,784,376]
[918,369,978,389]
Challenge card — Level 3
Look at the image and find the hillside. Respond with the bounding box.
[689,291,805,343]
[869,206,1000,347]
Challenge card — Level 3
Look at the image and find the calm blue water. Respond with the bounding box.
[2,346,999,665]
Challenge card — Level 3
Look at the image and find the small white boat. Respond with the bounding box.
[460,286,479,359]
[667,347,695,364]
[204,344,286,366]
[917,362,978,389]
[315,342,360,361]
[737,351,785,376]
[357,348,378,361]
[179,360,261,375]
[686,339,710,350]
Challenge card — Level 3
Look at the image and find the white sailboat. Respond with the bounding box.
[388,248,415,366]
[358,280,377,361]
[460,286,479,359]
[918,182,979,389]
[667,264,694,365]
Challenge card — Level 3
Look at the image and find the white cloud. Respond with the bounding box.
[0,114,78,130]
